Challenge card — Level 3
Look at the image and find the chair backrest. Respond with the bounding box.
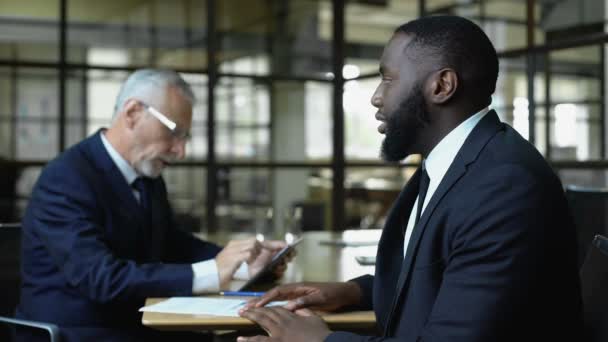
[0,223,61,342]
[0,223,21,316]
[565,186,608,267]
[292,201,325,231]
[580,234,608,342]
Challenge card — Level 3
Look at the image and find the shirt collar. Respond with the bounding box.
[100,130,139,186]
[424,107,490,183]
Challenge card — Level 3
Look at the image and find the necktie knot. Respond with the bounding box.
[131,177,146,192]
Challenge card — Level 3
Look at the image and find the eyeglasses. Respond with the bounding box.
[139,101,191,141]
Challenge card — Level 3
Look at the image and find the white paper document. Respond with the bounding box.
[139,297,288,317]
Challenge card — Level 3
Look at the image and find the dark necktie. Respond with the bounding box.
[131,177,150,211]
[132,177,152,259]
[415,163,430,225]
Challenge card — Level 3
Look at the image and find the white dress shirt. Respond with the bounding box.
[100,131,249,293]
[403,108,490,258]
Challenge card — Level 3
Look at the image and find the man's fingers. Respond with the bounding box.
[273,263,287,276]
[244,250,259,264]
[261,240,287,250]
[242,298,261,311]
[254,287,286,307]
[284,294,321,311]
[240,308,281,332]
[268,307,297,319]
[237,336,270,342]
[243,240,262,255]
[294,308,316,317]
[255,307,289,323]
[284,249,297,262]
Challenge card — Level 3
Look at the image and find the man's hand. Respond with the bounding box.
[241,281,362,312]
[215,238,263,289]
[238,307,331,342]
[248,240,295,279]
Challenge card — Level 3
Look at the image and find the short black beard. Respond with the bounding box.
[380,84,430,162]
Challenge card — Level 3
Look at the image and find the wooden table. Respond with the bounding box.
[142,229,380,332]
[142,297,376,331]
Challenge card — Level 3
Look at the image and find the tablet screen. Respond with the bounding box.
[239,237,304,291]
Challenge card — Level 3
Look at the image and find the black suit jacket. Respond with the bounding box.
[327,111,582,341]
[16,132,222,341]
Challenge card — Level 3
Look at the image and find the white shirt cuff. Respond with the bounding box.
[234,262,250,280]
[191,259,220,294]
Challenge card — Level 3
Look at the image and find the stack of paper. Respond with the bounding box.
[139,297,288,317]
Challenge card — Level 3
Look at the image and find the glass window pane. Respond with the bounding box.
[345,0,417,77]
[0,123,11,159]
[550,47,601,103]
[16,68,59,160]
[68,0,208,69]
[493,56,533,143]
[0,0,59,62]
[175,73,208,160]
[535,107,547,157]
[14,166,43,218]
[426,0,528,51]
[0,67,14,159]
[215,167,332,237]
[217,0,331,78]
[66,123,85,149]
[550,104,601,161]
[548,46,602,161]
[164,166,206,233]
[345,166,415,229]
[345,77,383,161]
[84,70,128,134]
[559,169,608,189]
[215,78,331,162]
[537,2,606,46]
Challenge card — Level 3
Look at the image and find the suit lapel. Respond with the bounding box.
[374,169,421,330]
[82,131,145,224]
[383,110,505,334]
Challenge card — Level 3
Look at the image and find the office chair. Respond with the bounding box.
[564,185,608,267]
[579,234,608,342]
[0,223,61,342]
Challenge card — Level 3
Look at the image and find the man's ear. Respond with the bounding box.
[426,68,458,105]
[121,99,143,130]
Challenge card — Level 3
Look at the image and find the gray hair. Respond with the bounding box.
[113,69,195,117]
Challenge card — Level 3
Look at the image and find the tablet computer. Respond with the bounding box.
[239,237,304,291]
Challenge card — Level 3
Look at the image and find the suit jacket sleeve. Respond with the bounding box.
[164,227,222,263]
[349,274,374,310]
[159,179,223,263]
[29,165,195,304]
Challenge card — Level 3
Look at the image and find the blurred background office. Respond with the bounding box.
[0,0,607,237]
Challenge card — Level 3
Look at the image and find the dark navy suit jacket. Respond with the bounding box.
[328,111,583,341]
[16,132,222,341]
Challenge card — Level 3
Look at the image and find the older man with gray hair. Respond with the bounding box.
[16,69,289,342]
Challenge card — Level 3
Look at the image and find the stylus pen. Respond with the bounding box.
[220,291,266,297]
